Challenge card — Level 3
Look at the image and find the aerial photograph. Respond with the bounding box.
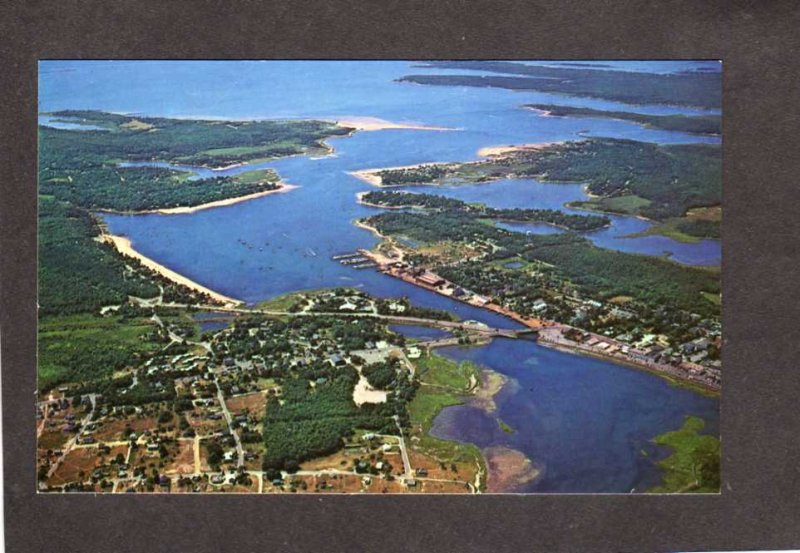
[37,60,721,494]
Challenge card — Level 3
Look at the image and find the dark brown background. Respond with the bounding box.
[2,1,799,551]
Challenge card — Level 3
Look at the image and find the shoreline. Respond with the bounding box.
[476,141,561,158]
[96,183,298,216]
[536,335,719,396]
[348,162,458,188]
[101,233,242,305]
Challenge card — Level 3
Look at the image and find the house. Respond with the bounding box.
[610,307,635,320]
[211,474,225,484]
[415,468,429,477]
[328,354,345,367]
[406,346,421,359]
[405,479,417,487]
[532,299,548,312]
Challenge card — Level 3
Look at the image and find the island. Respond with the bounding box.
[399,61,722,109]
[354,138,721,242]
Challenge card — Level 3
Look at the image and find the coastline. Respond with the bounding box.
[96,183,298,216]
[101,233,242,305]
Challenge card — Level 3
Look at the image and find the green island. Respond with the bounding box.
[525,104,721,135]
[649,416,720,493]
[360,190,610,231]
[400,61,721,108]
[40,110,352,212]
[370,138,721,241]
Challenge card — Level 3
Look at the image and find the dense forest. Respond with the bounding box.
[261,369,411,471]
[375,138,721,230]
[365,210,720,317]
[39,111,350,212]
[525,104,721,135]
[40,164,281,212]
[401,61,721,108]
[42,111,350,166]
[361,190,610,231]
[38,197,160,315]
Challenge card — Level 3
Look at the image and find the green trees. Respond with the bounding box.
[367,210,720,317]
[38,198,160,315]
[525,104,721,135]
[261,372,402,471]
[361,190,609,231]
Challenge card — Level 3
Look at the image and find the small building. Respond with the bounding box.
[417,272,445,287]
[328,354,346,367]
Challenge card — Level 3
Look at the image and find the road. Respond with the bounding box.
[214,380,244,468]
[47,393,96,479]
[393,416,413,482]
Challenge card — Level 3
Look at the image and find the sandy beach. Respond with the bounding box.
[332,116,454,132]
[153,184,298,215]
[102,233,242,305]
[477,142,560,158]
[96,184,299,216]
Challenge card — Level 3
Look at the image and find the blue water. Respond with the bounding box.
[389,324,453,341]
[432,339,719,493]
[40,61,720,492]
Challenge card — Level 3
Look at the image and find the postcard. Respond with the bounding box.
[36,60,721,494]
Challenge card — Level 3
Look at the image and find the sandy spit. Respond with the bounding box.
[331,116,455,132]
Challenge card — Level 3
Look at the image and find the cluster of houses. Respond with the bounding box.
[558,325,721,389]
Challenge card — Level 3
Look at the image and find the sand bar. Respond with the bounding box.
[477,142,560,158]
[483,446,540,492]
[102,233,242,305]
[331,116,455,132]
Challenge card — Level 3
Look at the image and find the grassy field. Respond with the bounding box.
[38,313,159,390]
[407,351,487,490]
[569,194,652,216]
[649,416,720,493]
[414,351,478,390]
